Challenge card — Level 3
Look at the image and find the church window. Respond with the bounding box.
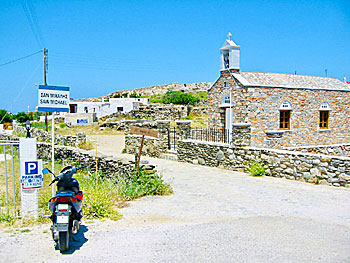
[319,111,329,129]
[279,101,292,130]
[319,102,331,129]
[280,110,291,129]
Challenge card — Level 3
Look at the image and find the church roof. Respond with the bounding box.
[235,71,350,91]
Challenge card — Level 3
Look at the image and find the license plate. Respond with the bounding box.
[57,215,69,224]
[57,204,69,210]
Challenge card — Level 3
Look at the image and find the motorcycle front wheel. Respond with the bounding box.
[58,231,70,252]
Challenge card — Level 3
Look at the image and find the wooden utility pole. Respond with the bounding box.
[43,48,49,132]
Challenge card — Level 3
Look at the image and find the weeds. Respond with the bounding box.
[245,161,266,177]
[77,141,95,150]
[117,169,173,201]
[77,172,122,220]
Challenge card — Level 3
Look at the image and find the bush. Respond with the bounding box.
[117,169,173,200]
[59,123,66,129]
[0,109,12,124]
[150,98,163,104]
[162,91,200,105]
[80,173,122,220]
[245,161,266,177]
[14,112,30,123]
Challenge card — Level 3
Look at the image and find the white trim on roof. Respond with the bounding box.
[231,73,251,86]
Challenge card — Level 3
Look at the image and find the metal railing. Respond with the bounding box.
[189,128,230,144]
[168,127,177,151]
[0,140,19,216]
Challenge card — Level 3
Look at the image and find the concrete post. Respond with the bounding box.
[19,138,38,218]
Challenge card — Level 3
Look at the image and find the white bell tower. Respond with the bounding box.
[220,32,240,71]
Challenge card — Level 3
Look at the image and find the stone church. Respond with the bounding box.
[208,33,350,148]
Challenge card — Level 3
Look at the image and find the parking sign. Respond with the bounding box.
[20,160,43,189]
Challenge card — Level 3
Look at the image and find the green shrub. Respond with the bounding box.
[59,123,66,129]
[117,170,173,200]
[79,173,122,220]
[14,112,30,123]
[150,98,163,103]
[162,91,200,105]
[0,109,12,124]
[0,213,16,225]
[245,161,266,177]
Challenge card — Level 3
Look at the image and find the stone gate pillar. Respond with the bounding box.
[176,120,192,141]
[231,123,251,147]
[156,120,171,140]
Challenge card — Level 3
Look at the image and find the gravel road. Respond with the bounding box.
[1,135,350,262]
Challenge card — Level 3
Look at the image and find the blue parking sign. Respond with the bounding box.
[21,160,43,189]
[25,161,38,175]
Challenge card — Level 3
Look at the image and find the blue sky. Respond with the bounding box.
[1,0,349,113]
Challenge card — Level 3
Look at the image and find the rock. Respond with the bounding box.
[319,179,329,185]
[284,168,295,175]
[328,178,340,183]
[193,159,199,165]
[198,158,205,165]
[302,172,311,180]
[227,149,233,154]
[280,164,287,169]
[310,168,321,178]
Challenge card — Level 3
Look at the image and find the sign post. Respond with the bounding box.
[38,85,70,196]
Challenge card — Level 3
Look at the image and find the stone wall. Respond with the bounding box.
[177,140,350,187]
[208,71,350,148]
[37,143,136,180]
[125,135,168,158]
[13,126,86,147]
[284,144,350,157]
[124,120,171,157]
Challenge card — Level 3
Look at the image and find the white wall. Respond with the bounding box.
[70,98,144,119]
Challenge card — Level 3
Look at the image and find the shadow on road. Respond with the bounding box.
[61,225,88,254]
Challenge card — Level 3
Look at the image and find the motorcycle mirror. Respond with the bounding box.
[42,168,51,175]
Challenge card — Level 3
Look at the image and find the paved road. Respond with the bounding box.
[1,136,350,262]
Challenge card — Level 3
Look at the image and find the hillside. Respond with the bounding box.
[76,82,212,102]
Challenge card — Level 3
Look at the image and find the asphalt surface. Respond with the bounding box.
[1,135,350,262]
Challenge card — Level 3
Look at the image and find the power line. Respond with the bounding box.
[21,0,45,48]
[0,50,43,67]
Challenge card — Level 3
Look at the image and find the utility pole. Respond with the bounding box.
[43,48,49,132]
[43,48,48,85]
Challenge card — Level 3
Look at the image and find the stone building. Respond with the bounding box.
[208,33,350,148]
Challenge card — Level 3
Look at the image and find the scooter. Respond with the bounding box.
[42,165,86,252]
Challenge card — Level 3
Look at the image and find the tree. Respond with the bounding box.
[14,112,30,123]
[0,109,12,124]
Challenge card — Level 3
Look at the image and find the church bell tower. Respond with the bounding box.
[220,32,240,71]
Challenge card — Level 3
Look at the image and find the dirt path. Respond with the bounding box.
[1,135,350,262]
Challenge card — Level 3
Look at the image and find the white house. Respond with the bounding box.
[69,97,150,119]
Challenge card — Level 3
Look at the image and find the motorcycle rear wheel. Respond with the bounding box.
[58,231,70,252]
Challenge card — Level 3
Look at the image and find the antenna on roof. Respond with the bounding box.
[227,32,232,40]
[325,69,328,77]
[294,71,297,75]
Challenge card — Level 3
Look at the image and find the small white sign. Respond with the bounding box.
[37,85,70,112]
[20,160,43,189]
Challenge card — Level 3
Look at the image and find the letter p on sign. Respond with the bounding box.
[25,161,38,175]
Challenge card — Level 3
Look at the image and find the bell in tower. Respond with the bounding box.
[220,32,240,71]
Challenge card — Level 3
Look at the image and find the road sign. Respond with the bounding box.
[37,85,70,112]
[20,159,43,189]
[130,126,158,138]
